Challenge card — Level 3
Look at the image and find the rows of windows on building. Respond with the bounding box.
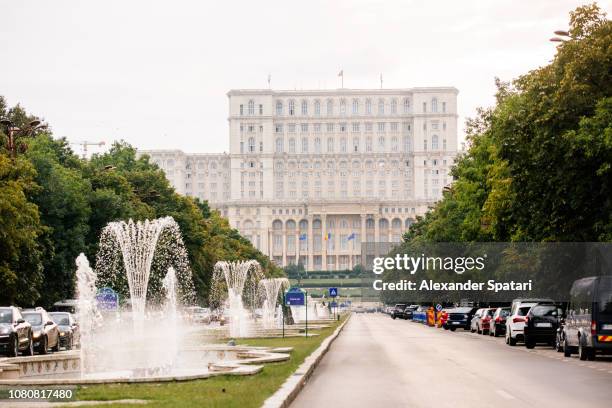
[149,154,231,201]
[238,97,447,117]
[265,157,448,200]
[238,121,448,155]
[149,153,450,201]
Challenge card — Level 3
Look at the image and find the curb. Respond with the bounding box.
[261,314,352,408]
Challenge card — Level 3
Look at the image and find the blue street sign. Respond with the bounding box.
[285,287,305,306]
[435,304,443,312]
[96,287,119,311]
[329,287,338,297]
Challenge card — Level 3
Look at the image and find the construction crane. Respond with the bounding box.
[70,140,106,159]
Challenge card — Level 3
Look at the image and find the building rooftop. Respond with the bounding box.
[227,87,459,96]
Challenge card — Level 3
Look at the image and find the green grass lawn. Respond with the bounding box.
[72,316,347,408]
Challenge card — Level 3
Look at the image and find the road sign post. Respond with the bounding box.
[329,287,338,319]
[305,290,308,338]
[285,287,307,337]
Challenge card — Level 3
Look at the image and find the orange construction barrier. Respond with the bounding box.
[427,307,435,326]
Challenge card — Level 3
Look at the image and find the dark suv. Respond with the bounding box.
[524,303,564,349]
[563,276,612,360]
[391,304,408,319]
[0,306,34,357]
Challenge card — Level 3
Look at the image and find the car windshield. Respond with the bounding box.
[23,313,42,325]
[485,309,495,316]
[517,306,533,316]
[531,305,557,317]
[597,277,612,314]
[0,309,12,323]
[50,314,70,325]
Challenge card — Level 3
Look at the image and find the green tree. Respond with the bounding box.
[26,135,92,306]
[0,155,45,305]
[406,4,611,245]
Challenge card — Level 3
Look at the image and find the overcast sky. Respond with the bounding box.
[1,0,609,155]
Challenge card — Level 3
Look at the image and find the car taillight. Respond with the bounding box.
[495,317,501,323]
[524,316,529,324]
[513,317,525,323]
[483,316,490,322]
[591,321,597,335]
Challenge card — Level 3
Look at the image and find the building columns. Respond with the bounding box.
[307,215,314,270]
[282,225,287,266]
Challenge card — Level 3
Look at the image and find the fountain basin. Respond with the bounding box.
[0,345,291,385]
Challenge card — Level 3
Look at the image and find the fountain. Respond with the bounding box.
[210,260,264,338]
[75,253,98,376]
[0,217,296,385]
[163,267,178,319]
[90,216,196,376]
[259,278,289,329]
[162,267,179,368]
[97,217,191,330]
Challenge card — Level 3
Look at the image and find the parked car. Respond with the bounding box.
[219,309,231,325]
[0,306,34,357]
[479,308,496,334]
[49,312,79,350]
[22,308,60,354]
[489,307,510,337]
[506,298,554,346]
[563,276,612,360]
[391,304,407,319]
[195,307,212,324]
[402,305,417,320]
[524,303,564,349]
[444,307,478,331]
[470,308,485,333]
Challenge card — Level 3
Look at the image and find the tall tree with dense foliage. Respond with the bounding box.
[0,154,45,305]
[406,4,612,245]
[26,135,92,306]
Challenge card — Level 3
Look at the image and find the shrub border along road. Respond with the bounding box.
[262,314,351,408]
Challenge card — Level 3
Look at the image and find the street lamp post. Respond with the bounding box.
[0,119,46,159]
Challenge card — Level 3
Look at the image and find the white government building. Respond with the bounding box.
[139,87,458,271]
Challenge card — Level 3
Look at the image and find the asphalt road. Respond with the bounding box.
[291,313,612,408]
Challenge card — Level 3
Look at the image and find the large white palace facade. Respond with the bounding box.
[139,87,458,271]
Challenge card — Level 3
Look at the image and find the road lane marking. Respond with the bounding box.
[496,389,515,400]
